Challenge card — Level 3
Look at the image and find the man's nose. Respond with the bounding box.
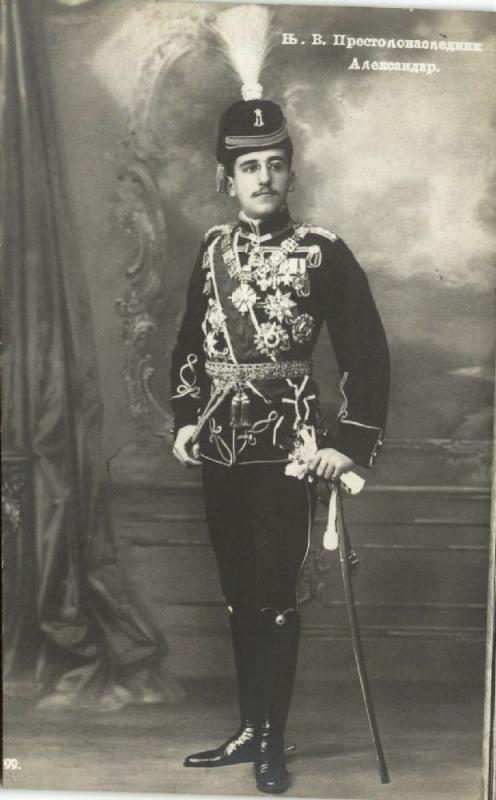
[258,164,271,184]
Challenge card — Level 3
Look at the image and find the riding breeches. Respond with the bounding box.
[201,461,316,614]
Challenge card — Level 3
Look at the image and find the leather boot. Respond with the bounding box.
[229,601,259,724]
[183,721,260,767]
[184,603,262,767]
[255,722,289,794]
[254,609,300,794]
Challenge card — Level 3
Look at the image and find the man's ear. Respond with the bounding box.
[227,176,237,198]
[288,169,295,193]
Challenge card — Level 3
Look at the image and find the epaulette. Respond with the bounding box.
[305,225,339,243]
[203,223,234,244]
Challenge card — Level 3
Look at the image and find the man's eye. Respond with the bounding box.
[269,162,284,171]
[242,165,257,173]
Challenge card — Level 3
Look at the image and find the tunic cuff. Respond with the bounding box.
[171,407,201,440]
[334,420,384,468]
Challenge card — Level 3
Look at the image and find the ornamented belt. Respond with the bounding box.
[192,360,313,435]
[206,359,312,383]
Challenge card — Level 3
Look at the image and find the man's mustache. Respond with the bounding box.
[253,189,279,197]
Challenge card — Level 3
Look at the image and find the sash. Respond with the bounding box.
[209,231,261,362]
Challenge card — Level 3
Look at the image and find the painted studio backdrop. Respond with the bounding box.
[39,2,495,470]
[2,0,495,796]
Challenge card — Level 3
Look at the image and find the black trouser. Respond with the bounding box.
[201,460,316,734]
[201,460,314,613]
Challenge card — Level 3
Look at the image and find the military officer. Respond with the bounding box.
[170,94,389,795]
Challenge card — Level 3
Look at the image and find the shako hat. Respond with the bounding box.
[216,99,292,165]
[211,6,293,191]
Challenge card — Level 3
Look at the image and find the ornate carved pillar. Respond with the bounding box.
[114,19,205,439]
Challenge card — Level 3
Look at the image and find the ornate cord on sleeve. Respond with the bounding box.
[172,353,201,400]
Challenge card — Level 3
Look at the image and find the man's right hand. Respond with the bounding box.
[172,424,202,467]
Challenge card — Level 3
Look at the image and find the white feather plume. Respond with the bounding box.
[211,5,273,100]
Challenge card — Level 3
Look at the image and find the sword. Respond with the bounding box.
[318,479,391,785]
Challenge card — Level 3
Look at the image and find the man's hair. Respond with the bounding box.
[226,141,294,178]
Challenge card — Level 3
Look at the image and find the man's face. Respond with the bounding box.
[227,148,294,219]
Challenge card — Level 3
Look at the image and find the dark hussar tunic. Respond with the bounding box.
[170,206,389,611]
[170,206,389,471]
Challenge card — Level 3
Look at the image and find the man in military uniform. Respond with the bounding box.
[170,95,389,794]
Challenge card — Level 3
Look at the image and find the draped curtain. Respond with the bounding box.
[1,0,182,710]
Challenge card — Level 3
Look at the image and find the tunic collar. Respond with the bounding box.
[237,206,294,241]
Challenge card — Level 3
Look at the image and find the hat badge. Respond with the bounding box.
[253,108,265,128]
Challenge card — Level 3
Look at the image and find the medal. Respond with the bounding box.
[247,247,265,269]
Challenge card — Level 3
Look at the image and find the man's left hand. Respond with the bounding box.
[306,448,356,482]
